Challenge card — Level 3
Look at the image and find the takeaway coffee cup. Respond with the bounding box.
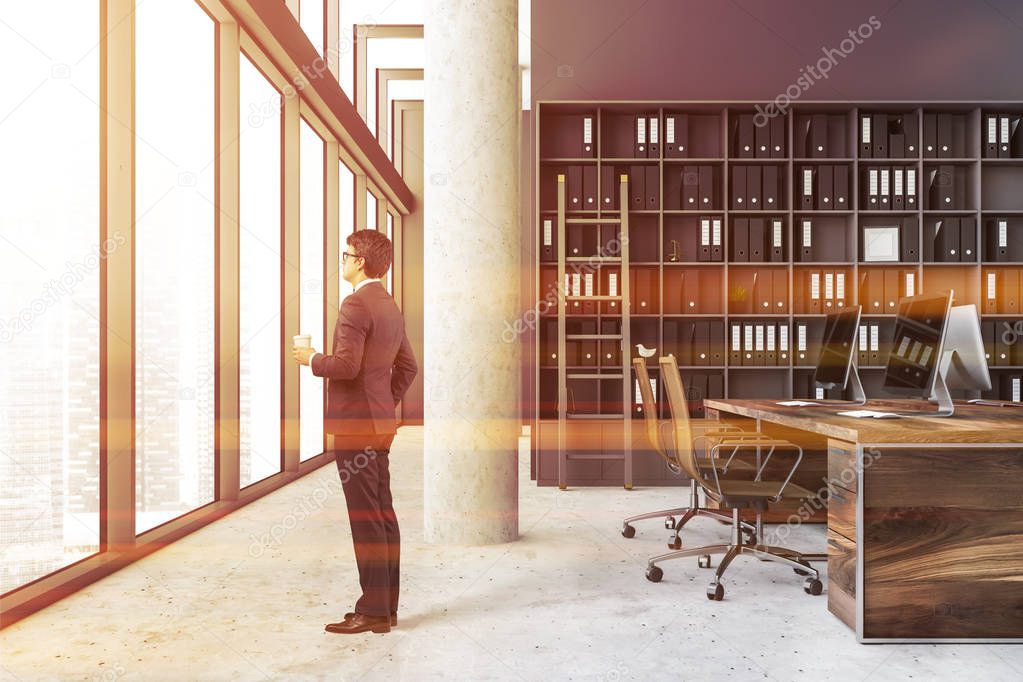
[292,334,312,348]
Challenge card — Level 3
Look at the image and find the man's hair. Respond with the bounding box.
[347,229,392,279]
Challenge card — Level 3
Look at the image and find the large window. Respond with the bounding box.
[134,0,216,534]
[239,55,283,488]
[0,2,100,594]
[300,120,325,461]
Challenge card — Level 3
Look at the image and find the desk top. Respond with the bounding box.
[704,399,1023,445]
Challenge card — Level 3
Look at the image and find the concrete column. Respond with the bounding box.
[423,0,520,544]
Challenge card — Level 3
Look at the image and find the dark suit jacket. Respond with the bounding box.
[311,281,418,435]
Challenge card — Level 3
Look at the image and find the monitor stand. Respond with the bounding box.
[812,354,868,406]
[889,350,955,418]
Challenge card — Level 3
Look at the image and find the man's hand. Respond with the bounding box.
[292,346,317,366]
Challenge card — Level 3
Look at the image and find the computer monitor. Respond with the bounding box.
[813,306,866,404]
[882,290,990,417]
[883,291,953,401]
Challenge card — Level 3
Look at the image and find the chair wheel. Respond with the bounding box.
[698,554,712,569]
[706,581,725,601]
[558,484,567,491]
[667,537,682,550]
[621,524,636,539]
[803,577,823,595]
[646,566,663,583]
[663,516,676,529]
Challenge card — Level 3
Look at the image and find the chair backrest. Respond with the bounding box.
[659,354,713,488]
[632,358,669,462]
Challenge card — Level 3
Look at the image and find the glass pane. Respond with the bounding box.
[239,55,282,488]
[385,213,394,293]
[385,80,423,158]
[366,191,377,230]
[300,0,324,56]
[338,161,355,303]
[300,121,324,461]
[135,0,216,534]
[0,1,100,593]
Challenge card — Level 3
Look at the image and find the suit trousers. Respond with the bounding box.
[332,434,399,617]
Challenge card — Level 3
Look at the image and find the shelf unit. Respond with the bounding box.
[533,101,1023,488]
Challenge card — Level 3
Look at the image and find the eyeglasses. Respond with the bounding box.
[342,251,363,263]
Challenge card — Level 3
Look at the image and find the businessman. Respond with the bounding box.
[292,229,418,635]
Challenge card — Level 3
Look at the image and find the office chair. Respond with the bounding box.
[623,357,772,549]
[646,354,826,600]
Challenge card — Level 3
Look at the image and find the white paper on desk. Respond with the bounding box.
[777,400,819,406]
[837,409,900,419]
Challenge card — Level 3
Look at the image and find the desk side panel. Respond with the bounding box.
[862,446,1023,639]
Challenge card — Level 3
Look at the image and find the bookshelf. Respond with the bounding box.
[533,101,1023,488]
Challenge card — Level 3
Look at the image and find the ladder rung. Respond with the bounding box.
[565,334,622,340]
[566,414,627,420]
[566,453,626,460]
[565,218,621,225]
[567,373,623,379]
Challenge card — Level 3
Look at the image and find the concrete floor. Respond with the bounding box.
[1,426,1020,682]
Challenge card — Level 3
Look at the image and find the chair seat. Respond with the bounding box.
[716,479,815,504]
[703,457,755,471]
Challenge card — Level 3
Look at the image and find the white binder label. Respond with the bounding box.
[666,117,675,144]
[870,325,879,352]
[988,272,998,300]
[896,335,910,357]
[649,117,659,144]
[744,325,754,351]
[802,220,812,247]
[1013,377,1021,402]
[988,116,998,144]
[803,169,813,196]
[543,219,552,246]
[732,324,741,351]
[773,220,783,248]
[907,169,916,197]
[766,325,776,351]
[701,218,711,246]
[861,115,871,144]
[571,273,581,296]
[824,272,834,300]
[608,273,618,297]
[905,272,915,296]
[636,117,646,144]
[584,273,594,296]
[919,344,933,366]
[712,219,722,246]
[780,324,789,351]
[880,169,890,196]
[999,220,1008,248]
[811,272,821,300]
[755,325,764,351]
[815,387,825,400]
[797,324,807,351]
[1001,116,1010,144]
[894,169,904,196]
[583,116,593,144]
[859,325,868,351]
[836,272,845,300]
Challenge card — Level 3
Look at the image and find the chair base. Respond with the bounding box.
[645,508,827,599]
[622,481,755,547]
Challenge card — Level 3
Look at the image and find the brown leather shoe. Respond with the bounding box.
[344,611,397,626]
[325,613,391,634]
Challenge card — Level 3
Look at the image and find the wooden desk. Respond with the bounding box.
[705,399,1023,643]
